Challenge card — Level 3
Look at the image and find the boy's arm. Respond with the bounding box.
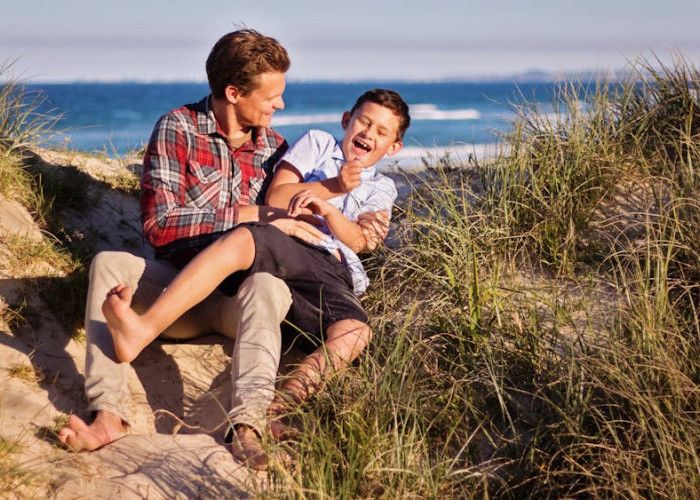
[324,208,367,254]
[268,159,389,252]
[265,160,363,208]
[287,190,371,254]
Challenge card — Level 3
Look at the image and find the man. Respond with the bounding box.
[58,29,388,469]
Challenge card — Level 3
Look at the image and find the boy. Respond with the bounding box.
[102,88,410,444]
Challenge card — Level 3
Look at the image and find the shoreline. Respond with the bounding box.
[377,143,499,173]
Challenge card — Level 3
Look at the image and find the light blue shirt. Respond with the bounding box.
[276,129,397,295]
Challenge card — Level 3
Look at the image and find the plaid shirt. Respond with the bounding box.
[141,96,287,265]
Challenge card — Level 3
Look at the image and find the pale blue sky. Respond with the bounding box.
[1,0,698,82]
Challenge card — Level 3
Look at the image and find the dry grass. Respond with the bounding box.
[262,54,700,498]
[6,362,44,384]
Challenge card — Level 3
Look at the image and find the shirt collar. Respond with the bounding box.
[361,165,377,180]
[196,95,218,135]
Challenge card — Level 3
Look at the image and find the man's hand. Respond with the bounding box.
[287,189,334,218]
[257,206,327,244]
[269,218,327,244]
[356,210,390,253]
[336,159,363,193]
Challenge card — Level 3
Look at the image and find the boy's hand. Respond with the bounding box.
[357,210,390,253]
[288,189,334,218]
[336,159,363,193]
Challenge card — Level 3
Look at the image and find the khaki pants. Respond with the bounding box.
[84,251,292,435]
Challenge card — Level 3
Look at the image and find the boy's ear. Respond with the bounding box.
[341,111,351,130]
[385,140,403,157]
[224,85,240,104]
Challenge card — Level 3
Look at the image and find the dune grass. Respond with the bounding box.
[0,438,36,495]
[0,62,59,157]
[2,54,700,497]
[0,67,98,334]
[260,54,700,498]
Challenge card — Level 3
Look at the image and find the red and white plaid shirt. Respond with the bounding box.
[141,96,287,265]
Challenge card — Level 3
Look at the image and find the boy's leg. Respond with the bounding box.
[272,319,372,410]
[59,251,173,450]
[234,227,373,412]
[103,227,256,363]
[60,250,233,451]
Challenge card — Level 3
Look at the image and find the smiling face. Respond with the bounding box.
[340,101,403,167]
[229,71,286,129]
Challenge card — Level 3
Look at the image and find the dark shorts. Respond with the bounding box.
[218,222,368,350]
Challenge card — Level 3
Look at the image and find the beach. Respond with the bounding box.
[4,56,700,497]
[28,80,555,168]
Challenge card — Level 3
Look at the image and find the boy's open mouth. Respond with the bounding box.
[353,138,371,153]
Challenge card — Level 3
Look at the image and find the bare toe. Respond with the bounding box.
[58,426,76,445]
[118,285,134,301]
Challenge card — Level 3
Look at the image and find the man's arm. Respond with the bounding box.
[141,115,325,248]
[141,114,243,248]
[248,205,326,243]
[265,160,363,208]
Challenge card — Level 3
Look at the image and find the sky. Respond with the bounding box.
[1,0,699,83]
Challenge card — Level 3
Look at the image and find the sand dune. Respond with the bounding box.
[0,150,272,498]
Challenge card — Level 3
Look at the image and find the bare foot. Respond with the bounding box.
[268,412,301,442]
[230,425,268,470]
[230,425,291,470]
[58,411,127,452]
[102,285,153,363]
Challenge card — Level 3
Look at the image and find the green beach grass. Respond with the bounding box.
[2,54,700,498]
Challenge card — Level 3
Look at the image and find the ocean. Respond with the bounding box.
[27,81,557,170]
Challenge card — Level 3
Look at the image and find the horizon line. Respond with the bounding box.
[24,67,631,86]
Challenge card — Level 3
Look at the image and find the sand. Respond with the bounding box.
[0,150,273,498]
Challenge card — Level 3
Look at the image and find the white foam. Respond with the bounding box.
[410,104,481,120]
[377,143,502,172]
[272,113,343,126]
[272,105,481,127]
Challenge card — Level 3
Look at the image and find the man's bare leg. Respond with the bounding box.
[57,410,127,451]
[103,228,256,363]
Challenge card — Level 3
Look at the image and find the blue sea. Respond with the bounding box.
[27,81,557,170]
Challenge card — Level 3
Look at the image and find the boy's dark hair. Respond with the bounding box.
[350,89,411,140]
[206,29,290,99]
